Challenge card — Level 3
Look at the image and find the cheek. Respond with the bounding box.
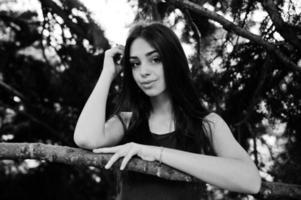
[160,69,166,85]
[131,70,139,84]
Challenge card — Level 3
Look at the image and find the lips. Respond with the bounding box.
[140,80,155,88]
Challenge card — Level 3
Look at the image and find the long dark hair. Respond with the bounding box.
[115,22,211,153]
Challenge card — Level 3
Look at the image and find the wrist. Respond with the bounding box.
[151,146,164,163]
[138,145,164,162]
[158,146,164,164]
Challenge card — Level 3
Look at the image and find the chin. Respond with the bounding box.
[143,89,166,97]
[144,91,160,97]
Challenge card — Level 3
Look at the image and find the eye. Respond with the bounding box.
[130,61,140,69]
[151,56,161,64]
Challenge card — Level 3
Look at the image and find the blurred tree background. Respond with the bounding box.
[0,0,300,199]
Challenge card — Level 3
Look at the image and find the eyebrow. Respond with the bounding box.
[129,50,159,59]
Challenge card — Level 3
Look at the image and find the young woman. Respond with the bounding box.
[74,22,261,200]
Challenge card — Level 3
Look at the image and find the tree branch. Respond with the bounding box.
[0,142,193,182]
[259,181,301,199]
[262,0,301,52]
[167,0,301,72]
[1,142,301,199]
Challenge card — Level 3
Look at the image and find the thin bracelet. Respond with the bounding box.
[159,146,164,165]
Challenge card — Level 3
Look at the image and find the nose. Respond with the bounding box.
[139,64,151,77]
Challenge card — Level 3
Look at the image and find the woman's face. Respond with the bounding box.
[129,37,167,97]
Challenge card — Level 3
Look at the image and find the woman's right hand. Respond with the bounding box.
[102,45,125,79]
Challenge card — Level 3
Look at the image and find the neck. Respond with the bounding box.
[148,92,175,133]
[149,92,173,117]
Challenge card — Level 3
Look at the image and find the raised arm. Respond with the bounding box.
[73,46,125,149]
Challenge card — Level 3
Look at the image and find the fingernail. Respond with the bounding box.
[105,165,109,169]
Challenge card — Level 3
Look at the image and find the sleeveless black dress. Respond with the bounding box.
[116,117,207,200]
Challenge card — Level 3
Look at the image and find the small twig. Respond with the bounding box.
[0,80,26,100]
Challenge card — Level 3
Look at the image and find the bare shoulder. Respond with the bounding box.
[202,112,227,137]
[203,112,224,126]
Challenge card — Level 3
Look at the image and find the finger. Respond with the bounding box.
[109,40,124,48]
[114,46,124,54]
[93,146,121,153]
[105,152,122,169]
[120,148,136,170]
[105,47,124,58]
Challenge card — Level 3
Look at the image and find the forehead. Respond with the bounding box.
[130,37,156,57]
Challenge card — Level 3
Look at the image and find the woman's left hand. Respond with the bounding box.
[93,142,158,170]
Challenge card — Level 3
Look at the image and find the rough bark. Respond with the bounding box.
[166,0,301,73]
[260,181,301,199]
[0,142,301,199]
[0,142,194,182]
